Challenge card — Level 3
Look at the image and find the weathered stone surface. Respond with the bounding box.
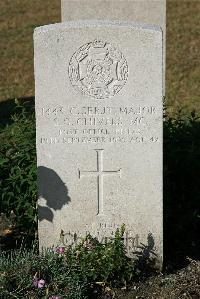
[61,0,166,90]
[34,20,163,265]
[61,0,166,28]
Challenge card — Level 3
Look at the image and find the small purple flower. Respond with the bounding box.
[49,296,61,299]
[55,246,65,254]
[38,279,45,288]
[33,277,45,288]
[33,278,38,287]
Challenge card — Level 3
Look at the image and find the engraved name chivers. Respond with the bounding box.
[68,39,128,99]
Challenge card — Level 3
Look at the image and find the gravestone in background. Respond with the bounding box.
[34,20,163,266]
[61,0,166,91]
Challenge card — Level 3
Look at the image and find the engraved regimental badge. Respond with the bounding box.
[68,39,128,100]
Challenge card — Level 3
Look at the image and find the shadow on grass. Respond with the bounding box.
[0,98,199,270]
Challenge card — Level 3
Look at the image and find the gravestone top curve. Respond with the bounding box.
[34,20,162,34]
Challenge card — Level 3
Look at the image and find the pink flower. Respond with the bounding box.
[33,278,38,287]
[38,279,45,288]
[33,278,45,288]
[49,296,61,299]
[55,246,65,254]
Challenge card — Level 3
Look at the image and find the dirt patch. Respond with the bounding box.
[115,259,200,299]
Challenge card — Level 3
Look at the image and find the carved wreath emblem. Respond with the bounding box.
[68,39,128,99]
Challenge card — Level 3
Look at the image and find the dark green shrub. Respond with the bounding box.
[164,110,200,263]
[0,100,37,232]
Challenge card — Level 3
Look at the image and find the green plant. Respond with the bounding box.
[0,227,140,299]
[0,243,87,298]
[66,225,136,287]
[0,100,37,232]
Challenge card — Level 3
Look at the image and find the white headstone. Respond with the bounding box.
[34,20,163,266]
[61,0,166,91]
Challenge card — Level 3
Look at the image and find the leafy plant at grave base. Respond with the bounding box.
[67,225,137,286]
[0,226,144,299]
[0,99,37,233]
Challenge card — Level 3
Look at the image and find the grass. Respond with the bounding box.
[0,0,199,115]
[166,0,200,114]
[0,0,60,101]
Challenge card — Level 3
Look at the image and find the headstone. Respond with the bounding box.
[34,20,163,266]
[61,0,166,91]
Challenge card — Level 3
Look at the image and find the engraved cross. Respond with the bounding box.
[79,149,121,216]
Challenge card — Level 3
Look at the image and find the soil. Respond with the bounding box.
[115,259,200,299]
